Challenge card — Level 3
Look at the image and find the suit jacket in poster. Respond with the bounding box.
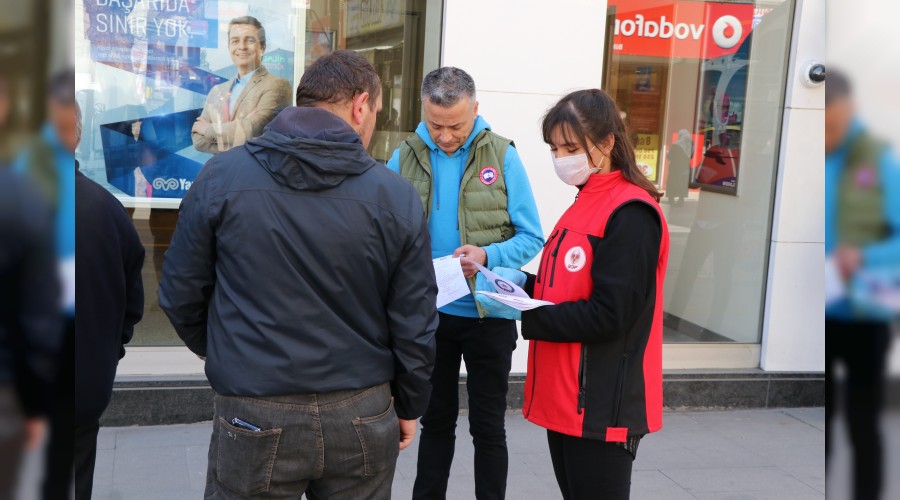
[192,65,292,154]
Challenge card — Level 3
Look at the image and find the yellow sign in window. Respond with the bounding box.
[635,133,659,182]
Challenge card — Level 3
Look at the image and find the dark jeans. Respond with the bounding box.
[205,382,399,499]
[74,421,101,500]
[826,318,892,500]
[0,386,25,499]
[547,430,634,500]
[412,314,517,500]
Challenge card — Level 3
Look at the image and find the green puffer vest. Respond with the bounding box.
[398,129,516,317]
[837,131,889,247]
[24,138,59,210]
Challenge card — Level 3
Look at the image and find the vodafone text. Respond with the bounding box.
[614,15,704,40]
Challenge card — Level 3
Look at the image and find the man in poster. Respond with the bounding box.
[191,16,292,154]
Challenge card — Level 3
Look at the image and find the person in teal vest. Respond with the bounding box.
[825,69,900,500]
[387,67,543,499]
[14,69,77,500]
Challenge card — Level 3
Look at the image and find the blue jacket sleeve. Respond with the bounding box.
[483,146,544,269]
[386,148,401,174]
[158,164,220,356]
[862,151,900,268]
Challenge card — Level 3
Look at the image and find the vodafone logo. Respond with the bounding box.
[711,15,742,49]
[614,14,704,41]
[613,13,745,47]
[610,2,754,59]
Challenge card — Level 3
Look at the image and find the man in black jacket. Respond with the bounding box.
[159,50,437,499]
[0,169,62,498]
[74,152,145,498]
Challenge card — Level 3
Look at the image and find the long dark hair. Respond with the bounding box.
[542,89,661,201]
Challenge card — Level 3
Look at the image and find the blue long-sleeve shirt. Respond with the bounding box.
[825,120,900,319]
[388,116,544,318]
[15,124,76,316]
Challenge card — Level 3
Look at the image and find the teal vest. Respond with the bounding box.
[398,129,516,317]
[24,138,59,210]
[837,132,889,247]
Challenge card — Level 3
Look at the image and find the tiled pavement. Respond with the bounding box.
[65,408,837,500]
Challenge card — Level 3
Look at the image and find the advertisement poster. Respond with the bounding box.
[76,0,297,205]
[687,2,756,194]
[345,0,405,37]
[635,133,660,182]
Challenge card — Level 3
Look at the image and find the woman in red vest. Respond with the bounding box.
[476,89,670,499]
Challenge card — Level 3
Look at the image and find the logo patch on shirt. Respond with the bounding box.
[564,246,586,272]
[480,166,498,186]
[855,165,877,189]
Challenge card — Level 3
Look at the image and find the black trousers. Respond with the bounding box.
[0,386,25,499]
[826,318,892,500]
[547,430,634,500]
[74,421,101,500]
[412,314,517,500]
[43,318,74,500]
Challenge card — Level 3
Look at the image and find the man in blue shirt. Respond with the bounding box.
[825,70,899,500]
[14,70,76,500]
[388,67,543,499]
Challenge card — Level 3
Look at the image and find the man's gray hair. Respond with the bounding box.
[421,67,476,107]
[229,16,266,49]
[75,100,82,146]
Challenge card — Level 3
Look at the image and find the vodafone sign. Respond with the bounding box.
[711,15,743,49]
[609,0,754,60]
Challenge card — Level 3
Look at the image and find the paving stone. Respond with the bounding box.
[82,409,832,499]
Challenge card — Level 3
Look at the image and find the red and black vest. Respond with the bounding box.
[523,171,670,441]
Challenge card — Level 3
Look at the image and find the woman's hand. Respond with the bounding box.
[474,267,527,320]
[475,293,522,321]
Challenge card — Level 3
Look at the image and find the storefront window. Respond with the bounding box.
[605,0,794,342]
[74,0,441,346]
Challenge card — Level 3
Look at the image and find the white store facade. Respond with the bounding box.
[74,0,826,381]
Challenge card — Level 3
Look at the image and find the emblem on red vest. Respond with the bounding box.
[480,166,498,186]
[564,246,586,272]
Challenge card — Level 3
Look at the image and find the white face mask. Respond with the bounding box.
[552,146,603,186]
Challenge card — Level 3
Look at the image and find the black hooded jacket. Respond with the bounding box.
[75,167,145,425]
[159,107,438,419]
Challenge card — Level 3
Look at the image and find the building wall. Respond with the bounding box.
[109,0,826,377]
[760,0,825,372]
[443,0,823,374]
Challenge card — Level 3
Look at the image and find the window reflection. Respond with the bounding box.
[605,0,794,343]
[76,0,440,345]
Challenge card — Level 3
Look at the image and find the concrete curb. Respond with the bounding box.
[102,370,825,426]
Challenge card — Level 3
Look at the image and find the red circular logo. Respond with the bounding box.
[480,166,498,186]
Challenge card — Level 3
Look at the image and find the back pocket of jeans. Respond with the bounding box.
[353,398,399,476]
[216,417,282,495]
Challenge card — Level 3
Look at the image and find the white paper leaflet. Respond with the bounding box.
[433,256,470,309]
[473,262,554,311]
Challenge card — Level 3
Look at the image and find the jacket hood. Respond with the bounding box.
[414,115,491,153]
[245,107,377,191]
